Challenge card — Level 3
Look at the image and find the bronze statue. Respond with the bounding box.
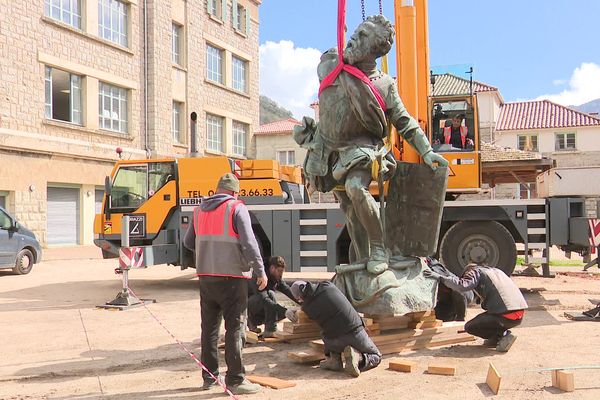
[295,15,449,314]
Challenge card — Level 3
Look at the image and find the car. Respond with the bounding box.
[0,205,42,274]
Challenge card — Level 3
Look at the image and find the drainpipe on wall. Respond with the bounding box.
[190,112,198,157]
[143,0,151,158]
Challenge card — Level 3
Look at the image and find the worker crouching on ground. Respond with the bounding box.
[289,280,381,377]
[247,256,300,338]
[184,173,268,395]
[424,263,528,352]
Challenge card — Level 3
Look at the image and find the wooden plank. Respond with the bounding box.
[275,330,321,341]
[283,321,320,334]
[309,339,324,352]
[246,375,296,390]
[246,330,259,344]
[297,310,312,323]
[486,363,501,395]
[406,310,436,321]
[288,350,326,364]
[389,359,418,373]
[427,363,457,376]
[262,337,284,343]
[552,370,575,392]
[362,317,374,326]
[408,320,443,329]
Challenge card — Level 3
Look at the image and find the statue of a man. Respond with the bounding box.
[295,15,448,276]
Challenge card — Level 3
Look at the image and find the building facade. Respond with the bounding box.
[253,118,304,166]
[0,0,261,246]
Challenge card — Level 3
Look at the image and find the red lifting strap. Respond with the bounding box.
[318,0,387,111]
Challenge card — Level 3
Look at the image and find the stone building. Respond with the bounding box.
[0,0,261,246]
[252,118,303,166]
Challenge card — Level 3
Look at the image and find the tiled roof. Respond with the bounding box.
[496,100,600,131]
[481,142,541,162]
[431,73,498,97]
[254,118,301,135]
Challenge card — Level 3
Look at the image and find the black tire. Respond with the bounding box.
[439,221,516,276]
[12,249,34,275]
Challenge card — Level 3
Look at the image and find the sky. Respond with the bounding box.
[258,0,600,119]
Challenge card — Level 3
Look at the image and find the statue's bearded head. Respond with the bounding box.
[343,15,395,65]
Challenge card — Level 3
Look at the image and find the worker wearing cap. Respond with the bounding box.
[288,280,381,377]
[184,173,267,395]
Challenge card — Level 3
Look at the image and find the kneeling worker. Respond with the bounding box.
[424,263,528,352]
[247,256,299,337]
[288,280,381,377]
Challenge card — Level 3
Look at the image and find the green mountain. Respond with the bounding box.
[259,95,293,125]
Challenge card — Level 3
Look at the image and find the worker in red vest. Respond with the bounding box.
[443,114,473,149]
[183,173,267,395]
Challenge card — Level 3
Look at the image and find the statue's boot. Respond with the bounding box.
[366,244,389,275]
[319,352,343,371]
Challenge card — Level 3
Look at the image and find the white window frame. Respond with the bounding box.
[232,0,251,36]
[99,82,128,134]
[172,101,183,143]
[517,134,538,152]
[206,114,224,152]
[44,66,83,125]
[45,0,82,29]
[172,23,182,65]
[232,56,247,93]
[232,121,247,156]
[555,132,576,151]
[277,150,295,166]
[206,44,223,84]
[98,0,128,47]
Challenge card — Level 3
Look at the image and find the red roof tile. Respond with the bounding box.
[254,118,301,135]
[496,100,600,131]
[431,73,498,96]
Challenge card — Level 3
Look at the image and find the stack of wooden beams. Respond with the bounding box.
[274,311,321,343]
[288,310,475,362]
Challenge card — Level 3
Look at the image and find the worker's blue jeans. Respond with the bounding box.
[199,276,247,386]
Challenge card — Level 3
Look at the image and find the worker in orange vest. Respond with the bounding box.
[443,114,473,149]
[184,173,267,395]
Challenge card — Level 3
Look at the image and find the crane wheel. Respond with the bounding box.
[440,221,516,276]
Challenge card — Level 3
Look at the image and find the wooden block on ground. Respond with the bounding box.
[388,359,418,373]
[309,339,324,352]
[262,337,283,343]
[275,330,321,342]
[551,370,575,392]
[486,363,501,395]
[247,375,296,389]
[288,350,326,364]
[427,363,456,376]
[246,330,259,344]
[407,310,436,321]
[297,310,312,323]
[362,317,374,326]
[283,321,321,334]
[409,320,443,329]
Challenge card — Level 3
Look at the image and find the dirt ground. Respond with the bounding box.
[1,257,600,400]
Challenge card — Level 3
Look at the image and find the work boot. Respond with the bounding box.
[483,337,499,347]
[319,352,343,371]
[262,330,277,338]
[229,379,261,395]
[201,375,222,391]
[247,321,261,334]
[343,346,361,377]
[496,331,517,352]
[366,245,389,275]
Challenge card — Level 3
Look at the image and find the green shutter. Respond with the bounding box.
[206,0,212,14]
[232,0,238,29]
[245,7,251,35]
[221,0,228,22]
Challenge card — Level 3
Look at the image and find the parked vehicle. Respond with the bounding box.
[0,206,42,275]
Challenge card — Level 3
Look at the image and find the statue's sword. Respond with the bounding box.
[376,150,388,245]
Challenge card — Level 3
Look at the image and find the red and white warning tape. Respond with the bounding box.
[127,286,239,399]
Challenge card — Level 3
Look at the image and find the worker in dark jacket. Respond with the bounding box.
[247,256,299,337]
[289,280,381,377]
[424,263,528,352]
